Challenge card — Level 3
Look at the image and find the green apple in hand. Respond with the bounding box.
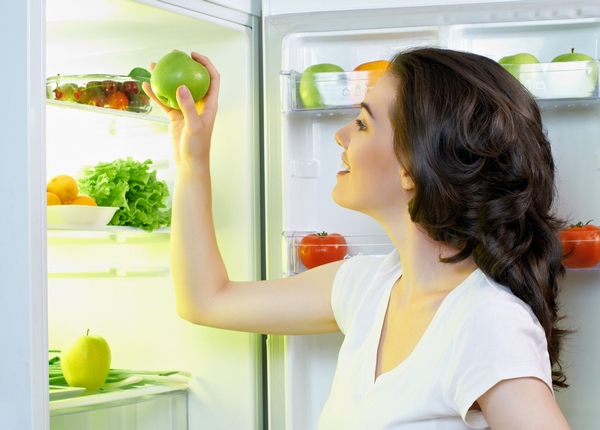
[60,329,111,392]
[150,51,210,109]
[299,63,345,109]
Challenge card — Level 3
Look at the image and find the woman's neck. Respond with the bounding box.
[385,221,478,297]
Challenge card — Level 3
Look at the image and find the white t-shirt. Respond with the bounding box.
[318,250,553,429]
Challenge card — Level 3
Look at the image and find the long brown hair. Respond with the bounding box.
[388,47,569,388]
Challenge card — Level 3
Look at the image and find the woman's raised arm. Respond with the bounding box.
[143,52,341,335]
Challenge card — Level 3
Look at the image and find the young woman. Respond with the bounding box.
[143,47,571,429]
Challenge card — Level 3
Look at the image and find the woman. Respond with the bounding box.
[143,47,571,429]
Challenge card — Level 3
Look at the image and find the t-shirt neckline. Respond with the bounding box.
[365,257,483,393]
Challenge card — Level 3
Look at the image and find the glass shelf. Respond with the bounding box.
[46,73,169,124]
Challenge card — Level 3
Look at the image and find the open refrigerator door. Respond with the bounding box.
[45,0,262,429]
[262,1,600,429]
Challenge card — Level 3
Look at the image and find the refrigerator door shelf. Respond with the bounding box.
[501,60,600,100]
[281,70,380,114]
[282,231,394,276]
[281,68,600,115]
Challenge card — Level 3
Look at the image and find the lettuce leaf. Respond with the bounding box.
[77,157,171,232]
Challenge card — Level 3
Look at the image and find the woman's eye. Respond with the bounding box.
[355,119,367,131]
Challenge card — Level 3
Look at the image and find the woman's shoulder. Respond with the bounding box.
[332,249,401,333]
[450,270,545,336]
[337,248,401,277]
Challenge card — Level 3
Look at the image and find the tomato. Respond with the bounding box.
[559,221,600,269]
[299,232,348,269]
[105,91,129,110]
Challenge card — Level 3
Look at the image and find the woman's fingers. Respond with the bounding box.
[190,52,220,116]
[141,81,173,115]
[176,85,201,129]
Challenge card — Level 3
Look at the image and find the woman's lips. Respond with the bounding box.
[340,154,350,172]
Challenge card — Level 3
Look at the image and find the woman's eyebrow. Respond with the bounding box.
[360,102,374,119]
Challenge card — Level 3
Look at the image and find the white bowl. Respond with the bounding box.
[47,205,118,226]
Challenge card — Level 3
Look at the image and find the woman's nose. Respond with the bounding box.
[334,123,350,148]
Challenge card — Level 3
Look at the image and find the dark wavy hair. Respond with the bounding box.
[388,47,569,388]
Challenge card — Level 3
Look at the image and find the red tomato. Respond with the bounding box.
[299,232,348,269]
[559,221,600,269]
[105,91,129,110]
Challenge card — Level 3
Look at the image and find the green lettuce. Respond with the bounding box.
[77,157,171,232]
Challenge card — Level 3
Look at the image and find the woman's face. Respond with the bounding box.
[332,74,410,220]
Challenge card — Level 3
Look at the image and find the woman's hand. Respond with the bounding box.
[142,52,220,172]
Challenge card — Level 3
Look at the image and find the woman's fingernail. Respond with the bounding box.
[179,86,190,98]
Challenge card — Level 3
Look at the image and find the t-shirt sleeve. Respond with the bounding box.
[331,255,387,334]
[445,299,553,428]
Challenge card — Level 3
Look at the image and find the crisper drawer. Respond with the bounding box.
[50,387,187,430]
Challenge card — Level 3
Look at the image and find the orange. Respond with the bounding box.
[47,192,61,206]
[353,60,391,87]
[69,195,97,206]
[47,174,79,204]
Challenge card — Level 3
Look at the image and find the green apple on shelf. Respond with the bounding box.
[498,52,540,66]
[551,48,595,63]
[547,48,598,98]
[498,53,546,98]
[299,63,345,109]
[60,329,112,392]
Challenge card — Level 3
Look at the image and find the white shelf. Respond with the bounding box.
[50,384,185,413]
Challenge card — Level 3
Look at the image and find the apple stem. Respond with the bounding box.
[86,328,90,336]
[571,48,575,54]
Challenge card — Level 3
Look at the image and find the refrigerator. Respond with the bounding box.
[2,0,600,429]
[261,1,600,429]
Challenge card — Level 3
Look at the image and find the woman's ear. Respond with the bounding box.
[400,168,415,191]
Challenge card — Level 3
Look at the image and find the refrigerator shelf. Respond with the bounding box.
[47,265,170,278]
[283,231,394,275]
[48,225,170,240]
[50,385,187,430]
[46,74,169,123]
[50,384,186,413]
[46,99,169,123]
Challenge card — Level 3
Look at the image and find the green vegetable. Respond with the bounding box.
[128,67,151,82]
[77,157,171,232]
[49,354,190,391]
